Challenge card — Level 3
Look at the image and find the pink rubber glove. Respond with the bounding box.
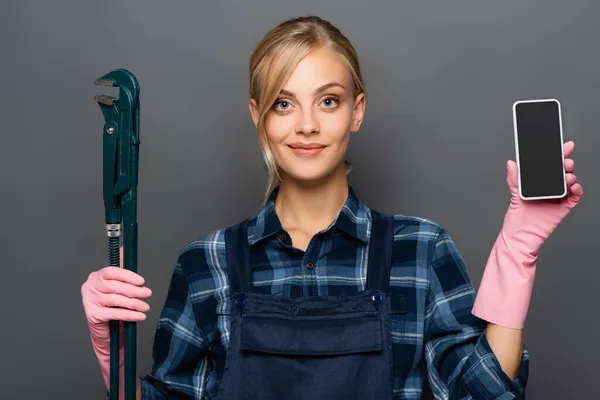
[81,247,152,399]
[472,141,583,329]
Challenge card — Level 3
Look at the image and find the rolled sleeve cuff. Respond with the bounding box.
[461,330,529,399]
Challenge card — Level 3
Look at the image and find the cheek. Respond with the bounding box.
[322,109,353,144]
[264,115,293,145]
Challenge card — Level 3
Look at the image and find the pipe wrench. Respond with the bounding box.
[94,69,140,400]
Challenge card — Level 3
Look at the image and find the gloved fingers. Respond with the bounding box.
[99,266,148,288]
[564,158,575,173]
[99,307,148,323]
[563,141,575,158]
[569,182,583,197]
[97,275,152,299]
[102,292,151,313]
[506,160,519,194]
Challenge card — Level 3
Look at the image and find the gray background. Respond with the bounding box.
[1,1,598,399]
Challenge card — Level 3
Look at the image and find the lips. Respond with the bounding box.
[287,143,326,149]
[287,142,326,157]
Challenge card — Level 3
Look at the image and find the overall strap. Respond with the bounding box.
[224,219,253,294]
[365,209,394,294]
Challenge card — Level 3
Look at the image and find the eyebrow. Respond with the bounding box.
[279,82,346,99]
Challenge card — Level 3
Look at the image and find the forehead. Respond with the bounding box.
[283,47,351,92]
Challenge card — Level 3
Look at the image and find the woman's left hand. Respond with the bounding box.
[472,140,583,329]
[501,140,583,258]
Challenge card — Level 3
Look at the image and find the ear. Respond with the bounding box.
[350,92,366,132]
[249,98,259,128]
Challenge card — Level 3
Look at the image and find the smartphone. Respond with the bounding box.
[512,98,567,200]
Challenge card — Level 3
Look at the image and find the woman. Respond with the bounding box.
[81,15,583,399]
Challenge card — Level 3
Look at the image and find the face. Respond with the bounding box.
[250,47,366,184]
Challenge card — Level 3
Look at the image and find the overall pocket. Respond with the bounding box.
[240,311,383,356]
[219,298,393,400]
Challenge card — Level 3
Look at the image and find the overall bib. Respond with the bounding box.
[217,210,395,400]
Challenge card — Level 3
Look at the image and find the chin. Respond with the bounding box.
[280,164,342,184]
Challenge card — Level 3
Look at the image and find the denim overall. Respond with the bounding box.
[217,209,395,400]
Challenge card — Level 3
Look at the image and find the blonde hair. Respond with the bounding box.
[249,15,366,204]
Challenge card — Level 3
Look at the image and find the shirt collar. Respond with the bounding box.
[247,184,370,246]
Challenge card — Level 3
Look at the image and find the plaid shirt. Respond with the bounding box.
[140,185,529,399]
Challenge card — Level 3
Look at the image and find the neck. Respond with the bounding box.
[275,165,348,235]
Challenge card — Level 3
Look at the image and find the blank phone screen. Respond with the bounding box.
[514,100,566,199]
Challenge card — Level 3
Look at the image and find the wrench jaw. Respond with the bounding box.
[95,69,140,101]
[94,69,141,226]
[94,69,139,116]
[94,78,117,87]
[94,94,116,106]
[95,82,121,226]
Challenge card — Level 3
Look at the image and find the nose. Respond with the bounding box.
[296,108,320,135]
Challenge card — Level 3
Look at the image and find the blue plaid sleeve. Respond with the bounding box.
[139,253,212,399]
[424,227,529,399]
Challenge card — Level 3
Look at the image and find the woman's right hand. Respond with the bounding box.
[81,247,151,398]
[82,256,152,331]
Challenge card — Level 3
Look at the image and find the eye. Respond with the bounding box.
[321,96,339,108]
[273,99,292,111]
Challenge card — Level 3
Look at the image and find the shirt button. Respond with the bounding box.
[281,233,288,241]
[306,261,314,270]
